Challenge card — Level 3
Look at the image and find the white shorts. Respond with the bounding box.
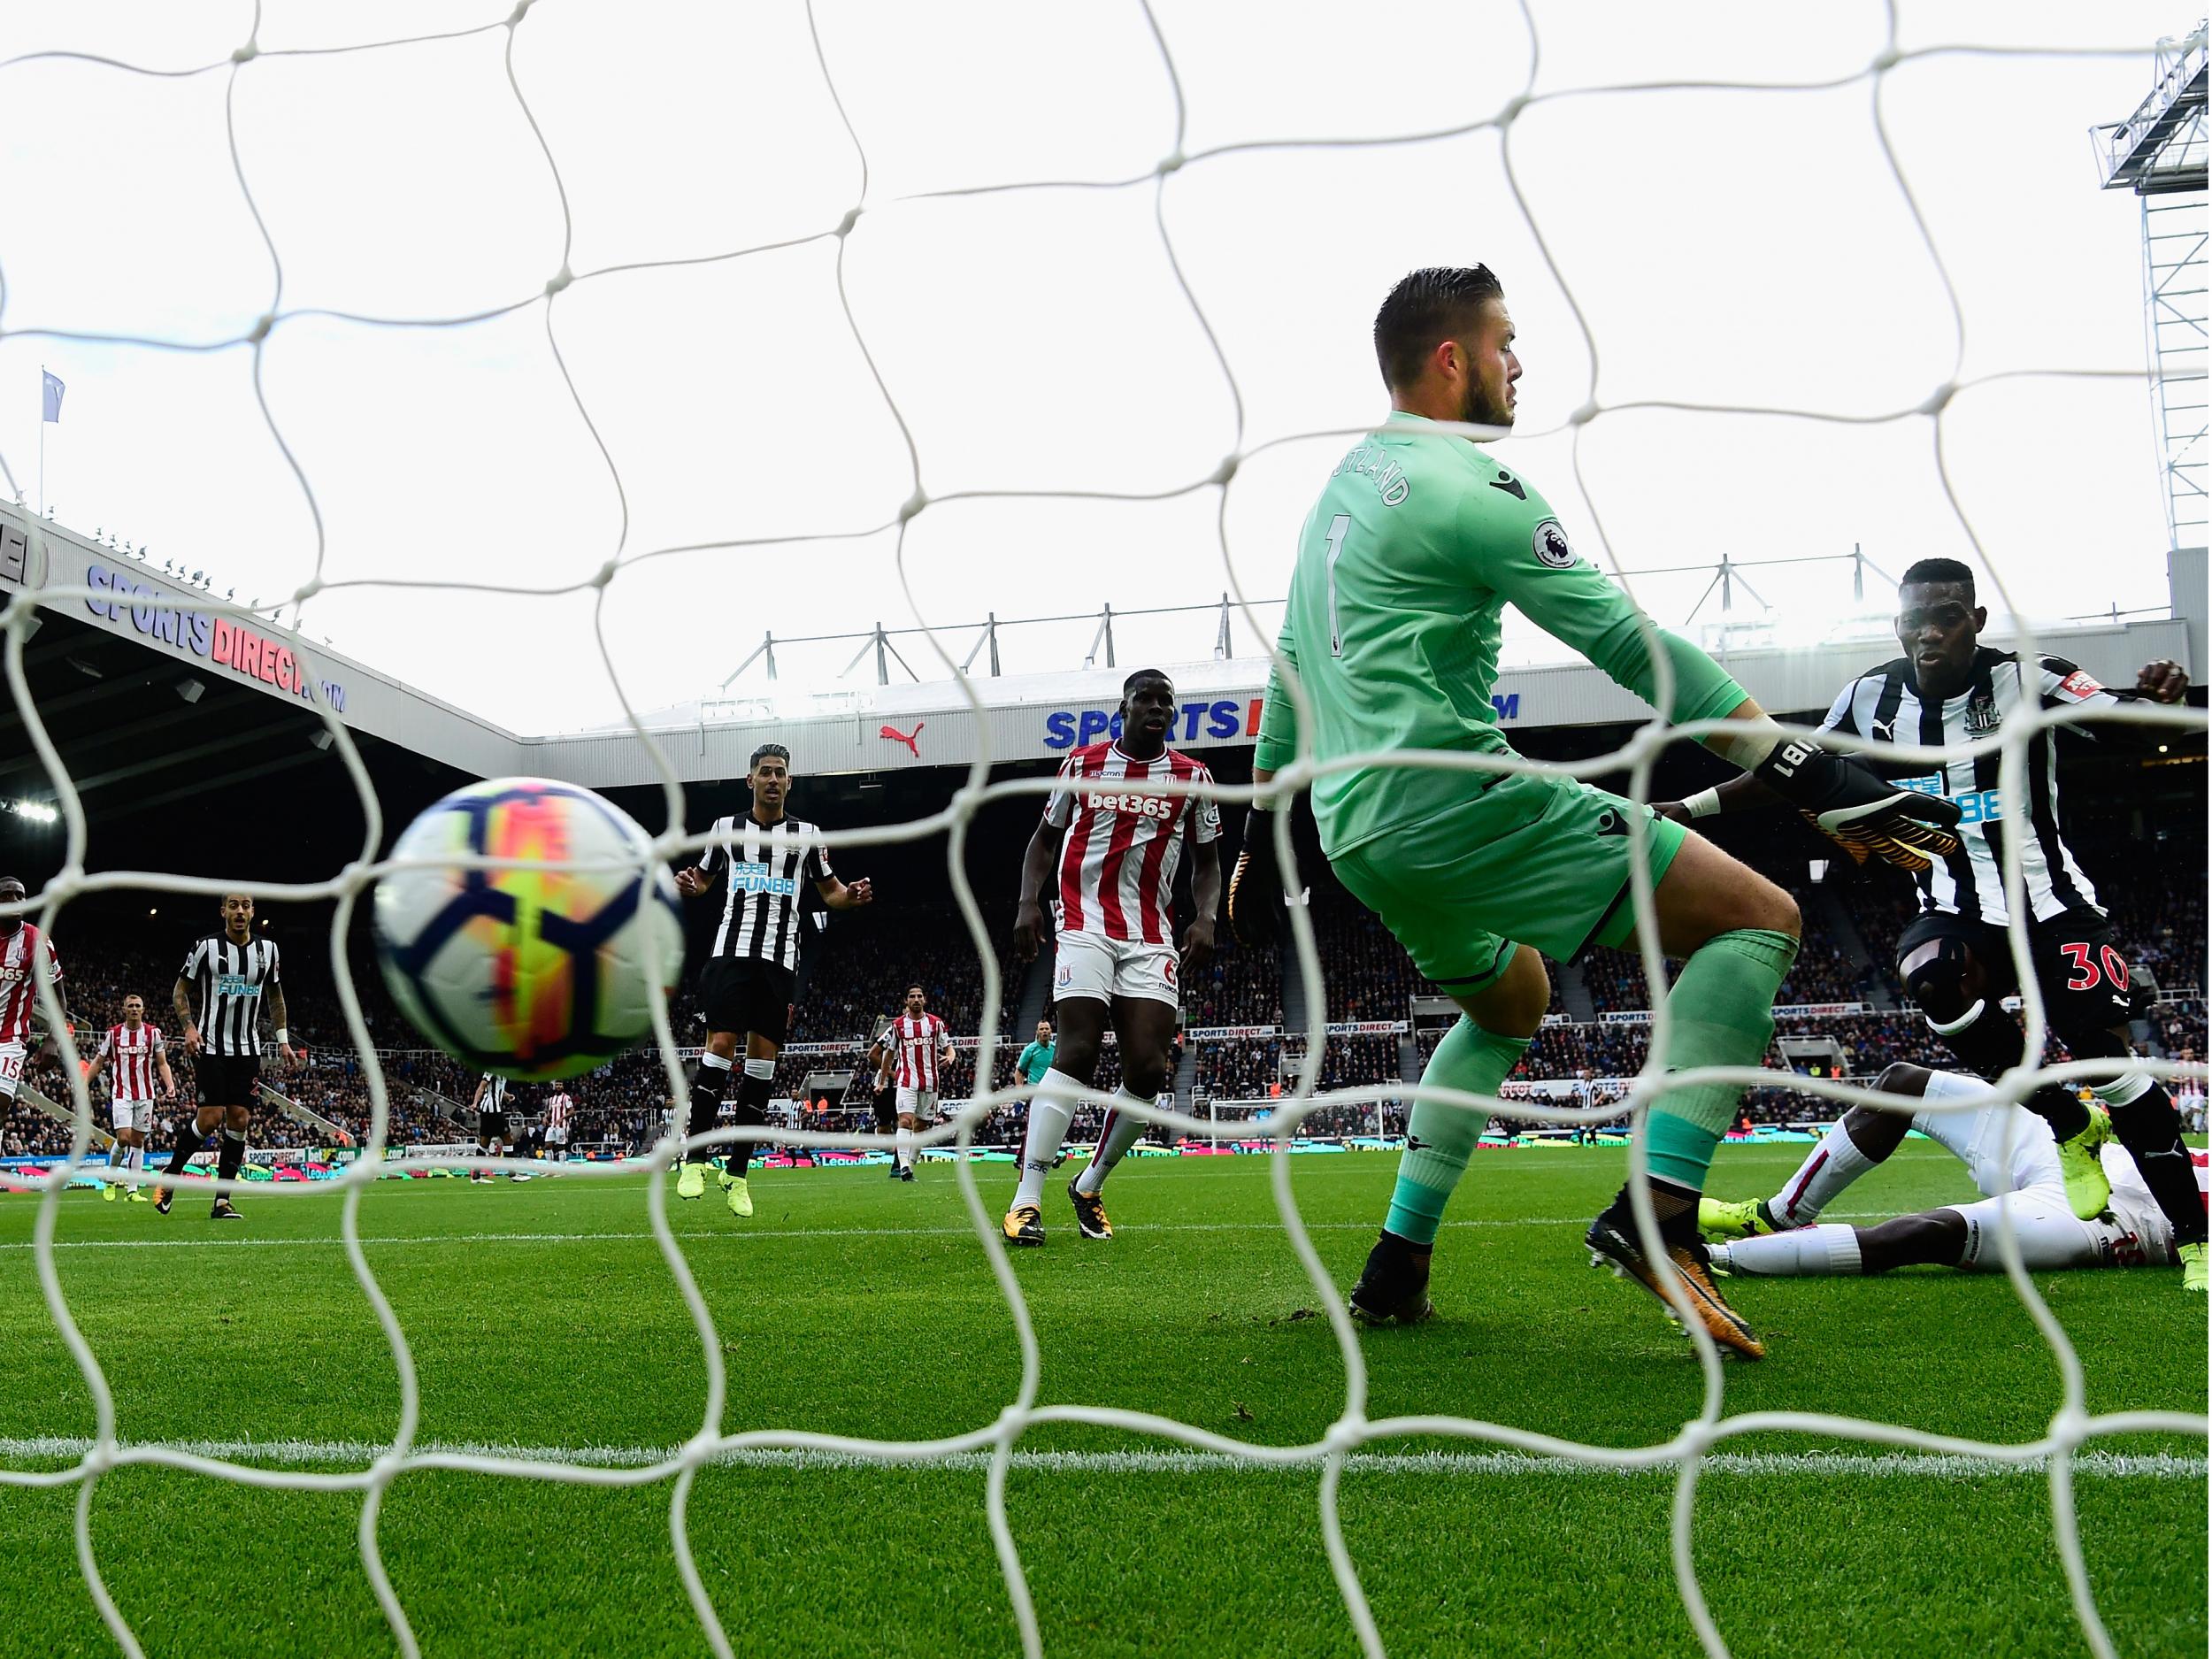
[111,1098,157,1133]
[1950,1184,2108,1272]
[894,1086,939,1120]
[545,1125,569,1146]
[0,1041,23,1101]
[1053,931,1179,1009]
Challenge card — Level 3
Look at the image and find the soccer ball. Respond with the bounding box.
[373,777,685,1082]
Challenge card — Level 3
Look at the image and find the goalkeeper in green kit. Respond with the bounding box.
[1235,267,1961,1360]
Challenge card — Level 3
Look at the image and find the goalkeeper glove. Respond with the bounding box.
[1226,810,1280,948]
[1755,735,1962,874]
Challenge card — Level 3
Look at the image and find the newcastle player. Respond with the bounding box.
[674,743,872,1217]
[155,893,296,1220]
[1664,557,2205,1290]
[469,1071,514,1183]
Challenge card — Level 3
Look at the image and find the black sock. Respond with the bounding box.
[2107,1084,2208,1248]
[2022,1082,2093,1143]
[685,1063,728,1165]
[727,1072,771,1179]
[165,1122,205,1176]
[1604,1179,1701,1247]
[215,1128,245,1194]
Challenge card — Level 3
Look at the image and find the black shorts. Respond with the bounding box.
[194,1053,260,1109]
[1896,907,2135,1035]
[479,1110,510,1141]
[699,956,795,1042]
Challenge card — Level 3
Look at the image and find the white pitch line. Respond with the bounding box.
[0,1213,1911,1252]
[0,1436,2198,1482]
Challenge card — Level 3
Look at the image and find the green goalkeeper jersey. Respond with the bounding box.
[1253,411,1747,858]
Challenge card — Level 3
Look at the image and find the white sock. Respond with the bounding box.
[1769,1120,1878,1225]
[1012,1068,1081,1210]
[895,1125,915,1172]
[1075,1090,1152,1196]
[1721,1224,1864,1278]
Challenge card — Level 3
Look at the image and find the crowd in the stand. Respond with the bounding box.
[5,864,2205,1159]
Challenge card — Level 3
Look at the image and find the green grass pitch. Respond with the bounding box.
[1,1140,2204,1657]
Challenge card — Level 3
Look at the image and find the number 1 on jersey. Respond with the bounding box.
[1324,513,1350,657]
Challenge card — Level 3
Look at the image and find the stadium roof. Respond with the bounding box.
[5,500,2201,807]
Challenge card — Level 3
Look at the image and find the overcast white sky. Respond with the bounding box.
[0,1,2191,733]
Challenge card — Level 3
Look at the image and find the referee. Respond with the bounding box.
[674,743,872,1217]
[155,892,296,1219]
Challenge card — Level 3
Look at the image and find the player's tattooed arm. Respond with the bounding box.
[818,874,872,910]
[1011,820,1058,962]
[266,980,297,1070]
[173,975,200,1055]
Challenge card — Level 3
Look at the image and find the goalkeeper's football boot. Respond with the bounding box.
[676,1163,706,1201]
[2179,1241,2208,1294]
[1698,1196,1782,1242]
[1002,1204,1045,1248]
[151,1186,173,1215]
[1586,1208,1763,1362]
[210,1198,242,1222]
[1348,1230,1432,1325]
[1067,1179,1112,1240]
[2054,1105,2113,1222]
[725,1176,753,1218]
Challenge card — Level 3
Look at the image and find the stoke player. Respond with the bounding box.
[86,994,175,1202]
[867,983,954,1183]
[1006,669,1221,1246]
[1661,557,2206,1291]
[1701,1064,2204,1281]
[0,877,66,1125]
[542,1086,573,1164]
[674,742,872,1218]
[1238,267,1957,1359]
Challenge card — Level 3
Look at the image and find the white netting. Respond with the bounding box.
[1,4,2205,1657]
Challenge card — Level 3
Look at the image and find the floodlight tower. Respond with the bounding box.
[2093,25,2208,553]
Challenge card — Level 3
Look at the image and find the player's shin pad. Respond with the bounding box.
[1752,734,1962,872]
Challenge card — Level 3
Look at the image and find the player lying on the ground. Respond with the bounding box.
[1658,557,2205,1288]
[1005,668,1220,1246]
[1700,1063,2207,1283]
[1233,266,1962,1361]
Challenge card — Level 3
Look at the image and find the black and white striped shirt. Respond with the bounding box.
[180,933,281,1057]
[1820,648,2137,926]
[700,814,834,971]
[480,1075,510,1114]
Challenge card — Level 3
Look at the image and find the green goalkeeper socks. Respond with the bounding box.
[1642,927,1799,1190]
[1383,1017,1532,1245]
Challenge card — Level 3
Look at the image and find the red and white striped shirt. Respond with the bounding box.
[544,1093,572,1130]
[99,1021,165,1101]
[0,925,63,1047]
[886,1013,949,1091]
[1044,742,1221,943]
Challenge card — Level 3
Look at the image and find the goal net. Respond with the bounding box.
[0,4,2204,1658]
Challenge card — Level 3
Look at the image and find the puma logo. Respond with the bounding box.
[1871,718,1897,743]
[879,721,924,757]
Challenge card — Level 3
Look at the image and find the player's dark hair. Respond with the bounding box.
[1901,557,1975,595]
[1374,265,1505,390]
[749,742,791,771]
[905,983,924,999]
[1122,668,1171,697]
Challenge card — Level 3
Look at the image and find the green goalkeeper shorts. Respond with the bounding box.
[1329,771,1687,993]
